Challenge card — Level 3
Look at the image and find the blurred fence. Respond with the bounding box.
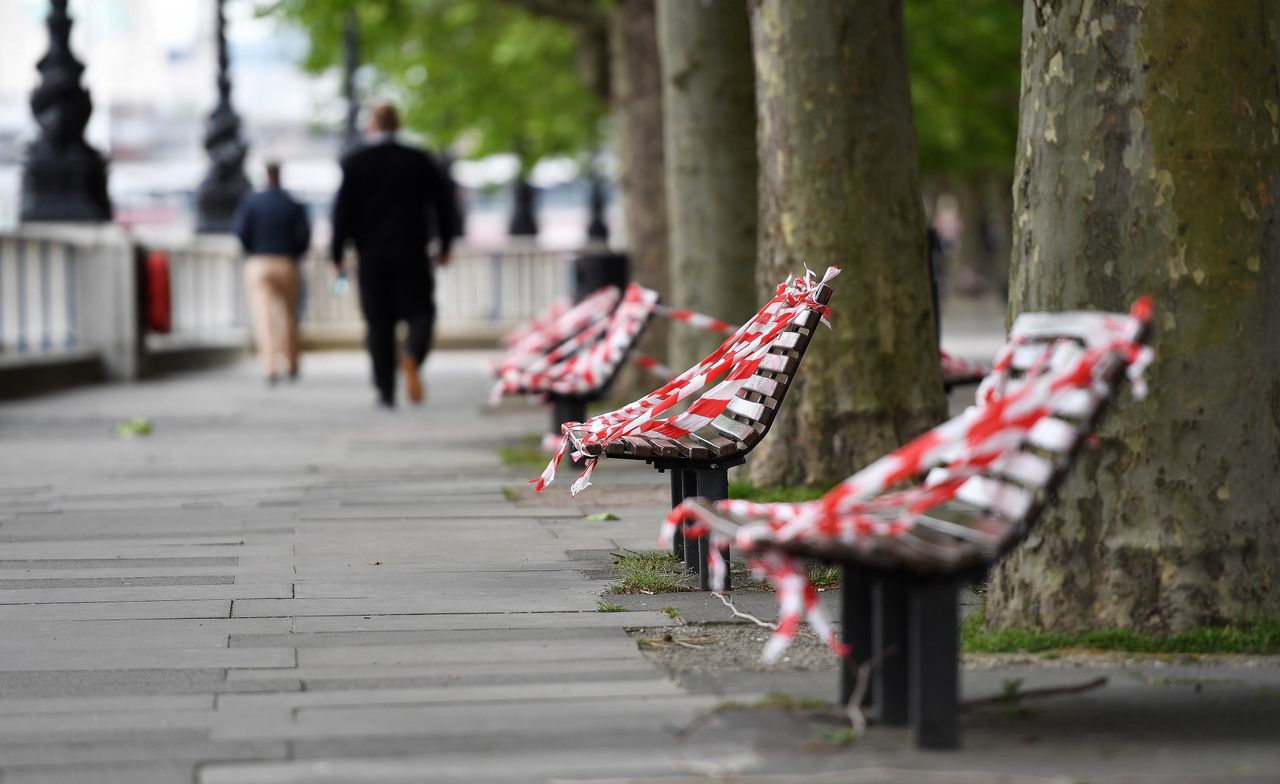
[300,245,573,343]
[0,224,574,394]
[0,232,82,356]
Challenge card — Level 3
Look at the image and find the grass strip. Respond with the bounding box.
[962,605,1280,654]
[608,550,692,594]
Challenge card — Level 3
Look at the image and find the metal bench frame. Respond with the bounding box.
[684,305,1152,747]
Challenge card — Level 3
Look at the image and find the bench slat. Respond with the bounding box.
[711,415,758,444]
[994,451,1054,489]
[758,353,797,375]
[741,375,781,399]
[726,397,767,423]
[1026,417,1080,454]
[955,475,1034,521]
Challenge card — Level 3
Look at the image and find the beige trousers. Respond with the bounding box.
[244,256,300,377]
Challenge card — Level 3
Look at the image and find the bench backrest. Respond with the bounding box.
[491,285,628,400]
[787,297,1154,572]
[576,267,838,460]
[502,285,620,366]
[540,282,659,397]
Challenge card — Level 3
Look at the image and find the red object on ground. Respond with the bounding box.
[144,250,172,334]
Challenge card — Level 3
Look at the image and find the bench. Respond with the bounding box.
[492,283,656,440]
[535,267,839,589]
[665,297,1154,748]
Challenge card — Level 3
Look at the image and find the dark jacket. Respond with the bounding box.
[232,187,311,260]
[330,138,458,263]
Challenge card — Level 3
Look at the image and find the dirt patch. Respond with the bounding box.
[628,624,841,674]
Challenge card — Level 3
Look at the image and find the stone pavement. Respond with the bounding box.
[1,348,1278,783]
[0,352,734,783]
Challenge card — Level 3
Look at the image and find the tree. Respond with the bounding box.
[267,0,606,174]
[602,0,671,399]
[657,0,758,372]
[987,1,1280,633]
[746,0,947,487]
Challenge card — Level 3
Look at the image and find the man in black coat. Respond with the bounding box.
[331,102,459,407]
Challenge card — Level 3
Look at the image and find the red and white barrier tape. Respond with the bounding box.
[663,297,1154,662]
[534,266,841,497]
[654,305,737,335]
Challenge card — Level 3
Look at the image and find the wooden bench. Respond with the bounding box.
[535,267,839,589]
[667,297,1154,748]
[492,283,656,438]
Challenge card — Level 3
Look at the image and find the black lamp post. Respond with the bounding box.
[341,10,361,154]
[195,0,250,234]
[20,0,112,223]
[586,162,608,244]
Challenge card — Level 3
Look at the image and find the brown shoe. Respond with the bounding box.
[401,355,424,404]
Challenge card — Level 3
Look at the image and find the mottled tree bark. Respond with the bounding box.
[988,0,1280,633]
[607,0,670,400]
[747,0,947,487]
[657,0,758,371]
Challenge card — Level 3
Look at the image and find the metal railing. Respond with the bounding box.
[300,244,574,338]
[0,223,576,386]
[0,233,81,356]
[142,234,247,349]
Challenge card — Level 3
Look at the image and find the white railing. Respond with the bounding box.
[141,234,247,349]
[300,244,574,339]
[0,224,577,386]
[0,232,82,356]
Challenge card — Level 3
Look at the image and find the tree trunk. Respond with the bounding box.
[606,0,670,401]
[746,0,947,487]
[657,0,758,372]
[987,1,1280,633]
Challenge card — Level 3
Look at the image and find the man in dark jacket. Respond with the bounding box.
[331,102,458,407]
[232,160,311,384]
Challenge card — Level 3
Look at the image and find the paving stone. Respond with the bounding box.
[0,648,294,672]
[290,610,675,633]
[0,600,232,622]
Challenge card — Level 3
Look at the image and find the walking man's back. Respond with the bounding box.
[331,102,458,408]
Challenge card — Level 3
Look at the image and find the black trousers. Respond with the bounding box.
[357,249,435,405]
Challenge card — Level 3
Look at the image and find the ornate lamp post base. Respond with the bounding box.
[21,142,111,222]
[20,0,112,224]
[195,0,250,234]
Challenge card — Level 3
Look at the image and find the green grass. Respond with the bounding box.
[753,691,830,711]
[607,551,692,595]
[807,564,841,589]
[596,599,625,613]
[728,480,832,504]
[498,434,548,468]
[961,604,1280,654]
[661,606,682,621]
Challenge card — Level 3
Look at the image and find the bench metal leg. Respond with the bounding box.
[668,470,685,561]
[909,579,959,749]
[695,468,731,591]
[551,397,587,435]
[679,469,700,571]
[873,575,910,726]
[839,565,874,708]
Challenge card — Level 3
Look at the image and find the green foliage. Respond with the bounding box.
[807,564,841,589]
[263,0,606,170]
[904,0,1022,178]
[596,599,625,612]
[727,480,831,504]
[608,551,691,595]
[961,605,1280,654]
[660,606,681,621]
